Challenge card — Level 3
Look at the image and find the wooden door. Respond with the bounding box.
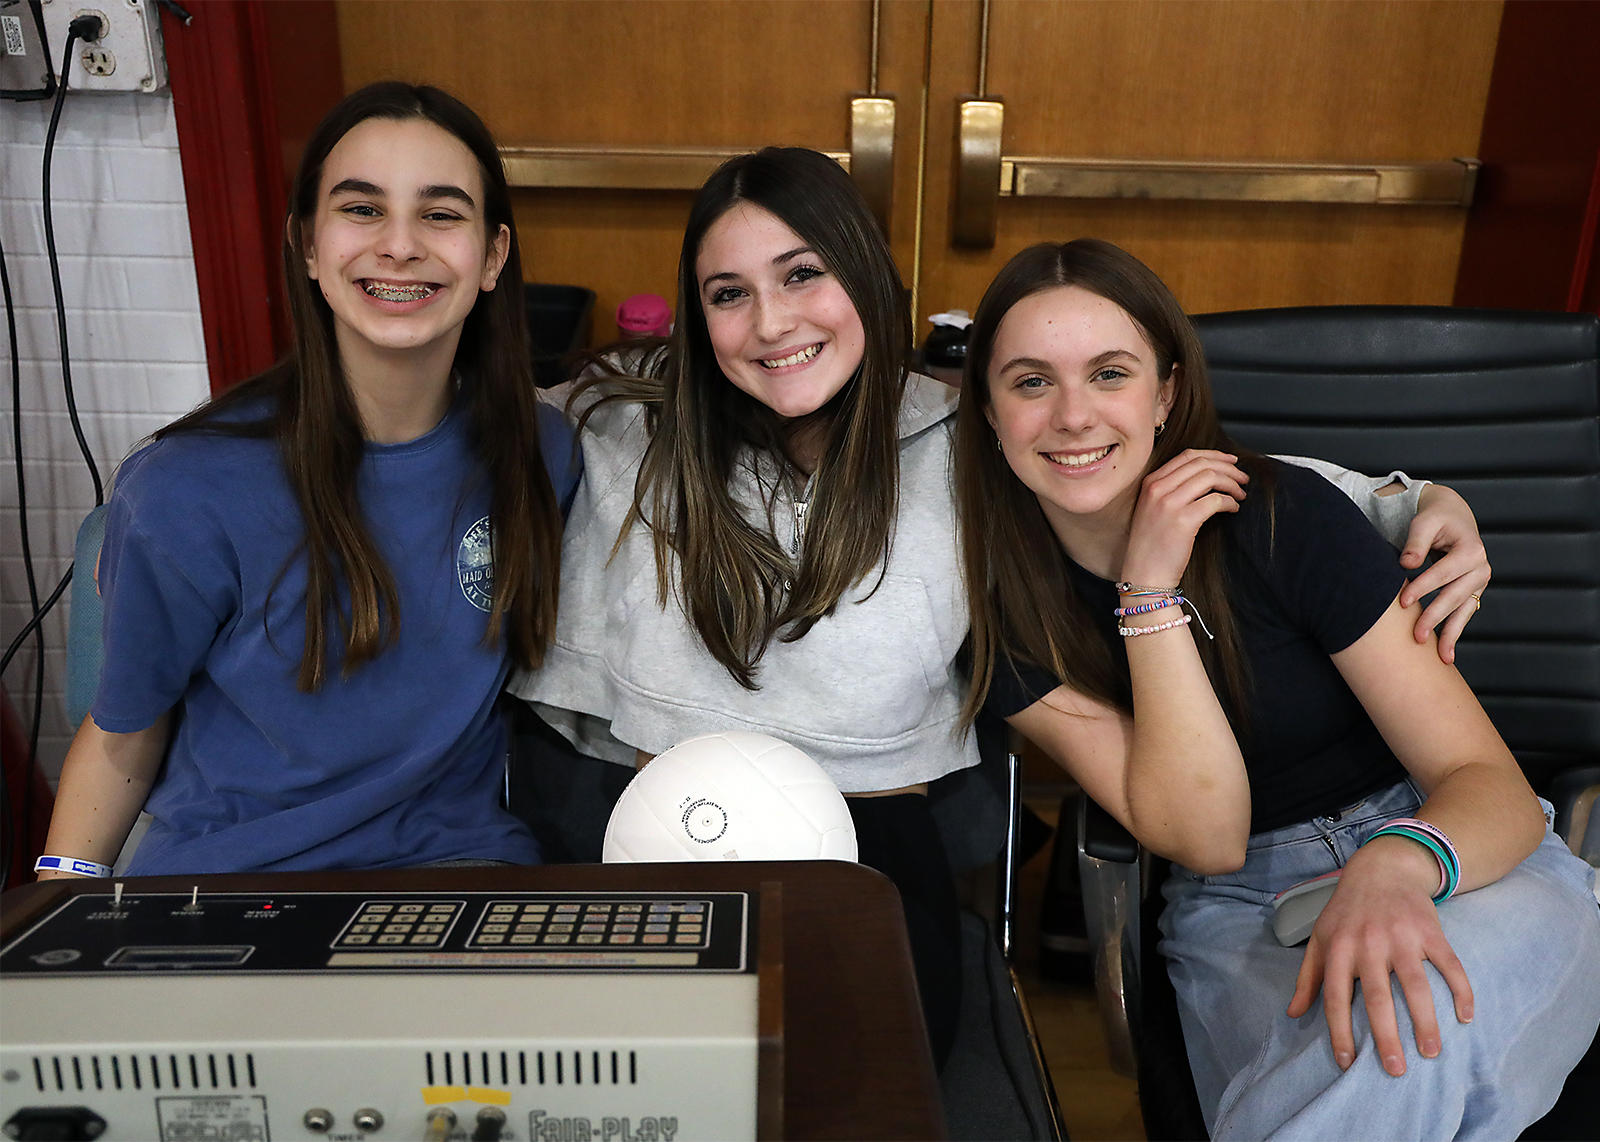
[336,0,930,342]
[915,0,1504,322]
[334,1,1506,343]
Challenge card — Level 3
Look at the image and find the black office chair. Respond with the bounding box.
[1072,306,1600,1140]
[506,703,1067,1140]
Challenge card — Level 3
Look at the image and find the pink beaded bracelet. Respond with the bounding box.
[1118,614,1193,637]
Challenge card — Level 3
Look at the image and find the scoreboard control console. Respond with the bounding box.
[0,887,766,1142]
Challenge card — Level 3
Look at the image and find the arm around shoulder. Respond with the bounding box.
[1272,455,1428,547]
[1274,456,1490,661]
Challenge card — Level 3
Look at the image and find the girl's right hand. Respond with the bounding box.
[1121,449,1249,588]
[1287,834,1474,1076]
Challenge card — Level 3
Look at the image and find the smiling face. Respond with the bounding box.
[694,202,866,420]
[986,285,1175,540]
[302,116,510,377]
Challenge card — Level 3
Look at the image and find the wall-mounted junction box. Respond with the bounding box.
[1,1,56,101]
[40,0,165,93]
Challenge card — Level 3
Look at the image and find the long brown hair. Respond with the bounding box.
[956,239,1270,726]
[157,82,562,691]
[578,148,911,689]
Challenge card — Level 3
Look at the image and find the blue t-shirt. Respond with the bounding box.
[93,398,580,874]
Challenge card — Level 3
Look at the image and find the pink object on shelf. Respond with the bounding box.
[617,293,673,338]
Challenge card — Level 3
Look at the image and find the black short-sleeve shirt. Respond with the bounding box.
[988,460,1409,834]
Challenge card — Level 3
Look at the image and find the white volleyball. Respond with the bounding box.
[603,731,858,863]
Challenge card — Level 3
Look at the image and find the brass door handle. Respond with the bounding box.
[954,100,1005,248]
[850,96,897,236]
[953,99,1480,248]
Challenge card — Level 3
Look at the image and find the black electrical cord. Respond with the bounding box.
[0,16,106,887]
[1,223,48,892]
[0,570,72,681]
[44,16,107,507]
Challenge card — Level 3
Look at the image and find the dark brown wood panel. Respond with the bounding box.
[336,0,871,147]
[927,198,1480,318]
[987,0,1500,160]
[915,0,1503,323]
[334,0,932,345]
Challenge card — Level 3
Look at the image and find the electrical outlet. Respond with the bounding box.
[40,0,165,92]
[81,44,114,76]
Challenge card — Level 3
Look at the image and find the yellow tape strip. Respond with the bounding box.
[421,1086,467,1105]
[467,1087,512,1106]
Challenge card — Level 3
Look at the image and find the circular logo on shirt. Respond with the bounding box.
[457,516,494,612]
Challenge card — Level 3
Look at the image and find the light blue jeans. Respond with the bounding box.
[1159,779,1600,1141]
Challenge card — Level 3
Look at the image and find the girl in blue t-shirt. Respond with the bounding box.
[957,238,1600,1137]
[36,83,576,876]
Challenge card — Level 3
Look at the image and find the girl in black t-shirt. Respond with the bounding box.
[955,239,1600,1139]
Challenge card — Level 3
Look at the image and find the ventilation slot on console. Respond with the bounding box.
[30,1053,258,1093]
[423,1049,637,1088]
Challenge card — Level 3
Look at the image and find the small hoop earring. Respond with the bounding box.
[1154,421,1167,438]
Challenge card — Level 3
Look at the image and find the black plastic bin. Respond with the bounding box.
[524,283,596,387]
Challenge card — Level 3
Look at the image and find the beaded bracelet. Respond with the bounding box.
[1361,818,1460,903]
[34,855,112,878]
[1115,596,1186,617]
[1114,583,1215,640]
[1118,614,1193,637]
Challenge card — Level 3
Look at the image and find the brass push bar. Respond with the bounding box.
[1002,156,1480,207]
[498,146,852,191]
[952,98,1480,247]
[498,134,896,236]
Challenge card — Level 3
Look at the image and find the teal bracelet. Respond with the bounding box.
[1362,821,1460,903]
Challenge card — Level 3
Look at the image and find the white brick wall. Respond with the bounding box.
[1,91,209,782]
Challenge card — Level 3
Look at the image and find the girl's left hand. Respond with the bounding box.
[1397,484,1490,664]
[1286,835,1474,1077]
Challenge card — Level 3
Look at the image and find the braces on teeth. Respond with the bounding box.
[364,282,435,302]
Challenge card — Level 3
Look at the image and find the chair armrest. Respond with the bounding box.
[1082,795,1140,862]
[1076,794,1141,1079]
[1549,764,1600,865]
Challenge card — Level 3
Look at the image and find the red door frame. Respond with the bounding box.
[161,0,343,393]
[1453,0,1600,315]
